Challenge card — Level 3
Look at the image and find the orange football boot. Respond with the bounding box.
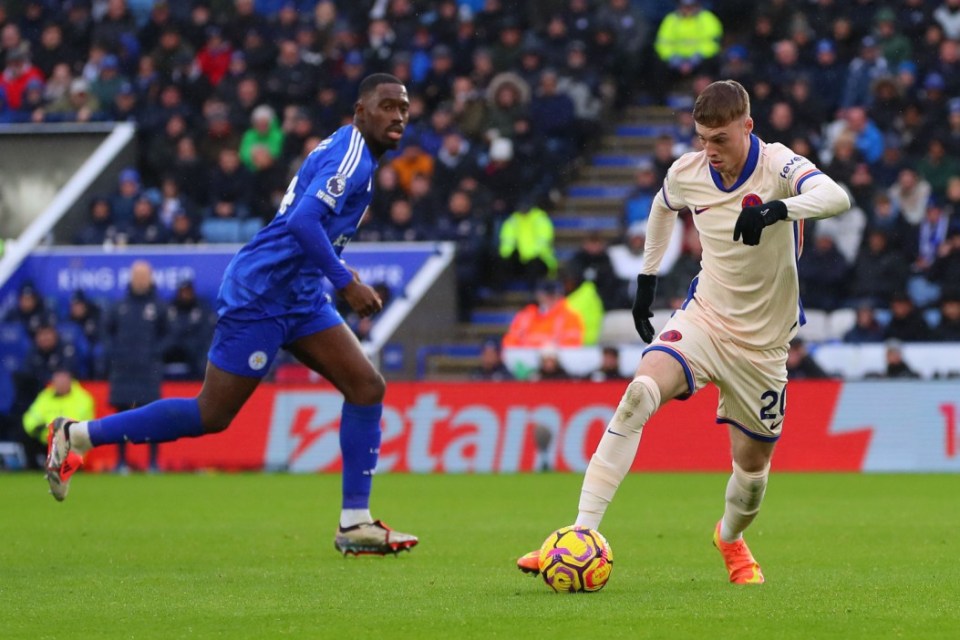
[516,550,540,575]
[713,521,765,584]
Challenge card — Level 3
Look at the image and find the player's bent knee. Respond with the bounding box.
[615,375,661,433]
[344,372,386,406]
[196,399,240,434]
[200,413,234,434]
[202,417,232,434]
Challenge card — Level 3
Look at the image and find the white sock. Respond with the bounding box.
[720,462,770,543]
[68,421,93,455]
[340,509,373,528]
[576,375,661,530]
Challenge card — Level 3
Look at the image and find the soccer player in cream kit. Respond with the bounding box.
[519,80,850,583]
[45,74,419,556]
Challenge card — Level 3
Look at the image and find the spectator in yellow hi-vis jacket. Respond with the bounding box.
[653,0,723,96]
[22,368,94,469]
[497,199,557,289]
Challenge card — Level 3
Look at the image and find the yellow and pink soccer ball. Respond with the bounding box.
[538,526,613,593]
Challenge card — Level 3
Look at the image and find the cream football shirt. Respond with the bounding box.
[643,135,850,350]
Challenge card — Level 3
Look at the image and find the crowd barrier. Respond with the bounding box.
[79,380,960,473]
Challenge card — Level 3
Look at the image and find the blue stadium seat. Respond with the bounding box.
[552,216,620,230]
[469,310,515,325]
[874,309,892,326]
[0,322,30,375]
[240,219,263,242]
[614,124,677,137]
[56,322,92,379]
[565,185,633,199]
[591,154,653,167]
[924,308,941,329]
[200,218,245,243]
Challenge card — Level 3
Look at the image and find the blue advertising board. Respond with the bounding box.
[0,242,442,313]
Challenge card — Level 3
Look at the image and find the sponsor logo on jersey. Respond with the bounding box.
[659,330,682,342]
[741,193,762,208]
[779,155,803,178]
[693,206,709,215]
[248,351,268,371]
[332,234,350,248]
[326,174,347,197]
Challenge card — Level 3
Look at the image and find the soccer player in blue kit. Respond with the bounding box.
[44,74,419,556]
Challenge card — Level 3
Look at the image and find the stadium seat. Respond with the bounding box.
[599,309,674,345]
[502,346,602,379]
[200,218,245,243]
[502,344,650,379]
[908,275,940,308]
[811,342,960,379]
[810,343,885,379]
[551,216,620,231]
[591,154,653,167]
[874,308,892,326]
[828,308,856,341]
[797,309,829,342]
[56,322,91,378]
[902,343,960,378]
[650,309,674,336]
[599,310,640,344]
[0,322,30,374]
[240,219,263,242]
[0,441,27,470]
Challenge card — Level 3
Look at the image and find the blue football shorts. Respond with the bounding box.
[208,295,344,378]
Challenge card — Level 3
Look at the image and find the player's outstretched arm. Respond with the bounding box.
[778,174,851,221]
[733,175,850,246]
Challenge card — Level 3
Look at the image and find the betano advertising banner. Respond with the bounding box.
[81,380,960,473]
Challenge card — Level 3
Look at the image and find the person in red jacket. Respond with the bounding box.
[0,44,45,111]
[196,26,233,87]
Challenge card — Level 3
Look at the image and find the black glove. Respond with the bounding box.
[733,200,788,246]
[632,274,657,343]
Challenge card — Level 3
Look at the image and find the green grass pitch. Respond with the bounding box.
[2,472,959,639]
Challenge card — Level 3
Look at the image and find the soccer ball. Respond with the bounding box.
[538,526,613,593]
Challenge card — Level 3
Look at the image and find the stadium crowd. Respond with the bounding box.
[2,0,960,415]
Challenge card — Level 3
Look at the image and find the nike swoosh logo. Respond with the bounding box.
[770,420,783,430]
[693,206,709,214]
[745,566,763,584]
[606,428,627,438]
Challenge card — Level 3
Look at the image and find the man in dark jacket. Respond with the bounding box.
[105,260,167,472]
[162,281,216,380]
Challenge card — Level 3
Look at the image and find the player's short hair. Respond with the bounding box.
[358,73,404,98]
[693,80,750,127]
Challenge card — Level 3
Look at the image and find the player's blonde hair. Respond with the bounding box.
[693,80,751,127]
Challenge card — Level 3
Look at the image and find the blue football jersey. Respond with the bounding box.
[219,125,375,313]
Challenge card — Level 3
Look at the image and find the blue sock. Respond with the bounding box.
[88,398,205,446]
[340,402,382,509]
